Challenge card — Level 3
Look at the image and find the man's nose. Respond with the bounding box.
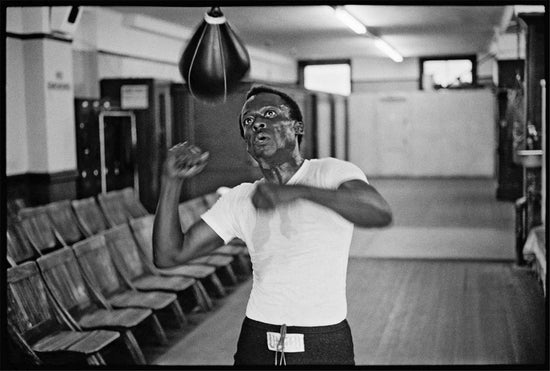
[252,121,266,132]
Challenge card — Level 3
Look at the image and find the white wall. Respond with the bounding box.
[352,57,418,92]
[349,89,496,177]
[6,38,29,174]
[72,7,297,96]
[6,6,296,177]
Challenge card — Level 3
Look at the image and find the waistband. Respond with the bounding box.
[243,317,348,334]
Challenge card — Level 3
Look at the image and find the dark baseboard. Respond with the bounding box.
[7,170,78,206]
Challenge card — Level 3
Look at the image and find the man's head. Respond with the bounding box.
[239,85,303,146]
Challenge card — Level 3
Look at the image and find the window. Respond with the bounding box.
[419,55,477,90]
[299,60,351,96]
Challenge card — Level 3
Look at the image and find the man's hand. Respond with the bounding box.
[163,142,209,179]
[252,183,308,210]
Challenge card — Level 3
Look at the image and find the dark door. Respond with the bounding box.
[101,114,136,192]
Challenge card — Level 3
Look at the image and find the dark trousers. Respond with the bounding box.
[233,317,355,365]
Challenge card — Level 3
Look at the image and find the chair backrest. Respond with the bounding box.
[18,206,64,254]
[7,222,40,265]
[71,197,108,237]
[97,192,130,227]
[36,247,102,321]
[178,197,207,232]
[202,192,220,209]
[7,262,69,346]
[103,224,149,281]
[45,200,85,245]
[120,187,149,218]
[129,215,155,263]
[72,234,128,299]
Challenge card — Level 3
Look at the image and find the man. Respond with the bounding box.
[153,85,392,365]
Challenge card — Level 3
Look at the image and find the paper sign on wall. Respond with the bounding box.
[121,85,149,109]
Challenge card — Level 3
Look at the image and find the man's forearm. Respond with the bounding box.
[298,182,392,227]
[152,177,185,267]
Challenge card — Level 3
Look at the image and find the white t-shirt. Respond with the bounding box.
[201,158,368,326]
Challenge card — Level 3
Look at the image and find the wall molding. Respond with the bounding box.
[6,31,73,44]
[7,170,79,206]
[98,49,177,67]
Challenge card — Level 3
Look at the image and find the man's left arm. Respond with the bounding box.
[252,180,392,228]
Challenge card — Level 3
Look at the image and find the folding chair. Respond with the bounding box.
[199,193,252,277]
[97,192,131,227]
[44,200,87,245]
[7,221,40,265]
[130,215,222,307]
[102,224,209,311]
[119,187,150,218]
[37,247,159,364]
[71,197,109,237]
[18,206,65,254]
[7,262,120,365]
[72,234,186,333]
[178,201,238,286]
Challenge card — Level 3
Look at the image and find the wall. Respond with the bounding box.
[6,37,29,174]
[349,89,496,177]
[6,6,297,179]
[352,57,418,92]
[72,7,297,97]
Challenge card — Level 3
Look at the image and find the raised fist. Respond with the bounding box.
[163,142,209,179]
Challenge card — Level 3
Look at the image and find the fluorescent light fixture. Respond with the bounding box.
[333,6,366,35]
[374,38,403,63]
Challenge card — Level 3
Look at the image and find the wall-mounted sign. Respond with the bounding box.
[47,82,71,90]
[121,85,149,109]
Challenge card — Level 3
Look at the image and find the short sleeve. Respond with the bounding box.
[201,185,246,244]
[321,158,368,189]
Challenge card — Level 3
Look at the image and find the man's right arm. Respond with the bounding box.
[152,143,224,268]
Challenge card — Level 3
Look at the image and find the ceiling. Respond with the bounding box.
[109,5,514,60]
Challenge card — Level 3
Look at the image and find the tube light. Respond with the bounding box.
[374,38,403,63]
[334,6,366,35]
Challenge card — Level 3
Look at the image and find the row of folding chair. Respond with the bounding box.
[6,188,252,365]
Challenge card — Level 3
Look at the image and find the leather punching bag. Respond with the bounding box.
[179,7,250,103]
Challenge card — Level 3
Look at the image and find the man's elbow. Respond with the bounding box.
[357,208,393,228]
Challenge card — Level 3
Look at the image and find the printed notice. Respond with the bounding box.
[121,85,149,109]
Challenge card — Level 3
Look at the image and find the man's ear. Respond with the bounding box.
[294,121,304,135]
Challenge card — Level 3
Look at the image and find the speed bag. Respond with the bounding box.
[179,8,250,103]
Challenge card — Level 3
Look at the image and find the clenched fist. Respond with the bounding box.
[163,142,209,179]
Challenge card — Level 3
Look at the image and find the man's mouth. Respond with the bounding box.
[254,133,270,144]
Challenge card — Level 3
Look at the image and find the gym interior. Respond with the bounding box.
[3,4,548,367]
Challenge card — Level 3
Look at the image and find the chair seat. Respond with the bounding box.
[108,290,177,310]
[214,244,248,256]
[33,330,119,354]
[188,254,233,267]
[78,308,151,330]
[158,264,216,278]
[133,274,196,292]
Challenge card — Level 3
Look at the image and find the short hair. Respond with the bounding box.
[238,85,303,146]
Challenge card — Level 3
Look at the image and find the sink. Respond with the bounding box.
[517,149,543,168]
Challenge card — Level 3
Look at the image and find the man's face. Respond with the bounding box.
[240,93,302,162]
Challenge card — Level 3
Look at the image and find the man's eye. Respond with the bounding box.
[264,110,277,118]
[243,117,254,126]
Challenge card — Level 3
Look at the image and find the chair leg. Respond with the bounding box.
[149,314,168,345]
[170,300,187,328]
[86,353,106,365]
[120,330,146,365]
[193,281,213,312]
[220,265,238,286]
[205,272,226,298]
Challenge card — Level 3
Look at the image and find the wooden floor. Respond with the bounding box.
[145,178,547,366]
